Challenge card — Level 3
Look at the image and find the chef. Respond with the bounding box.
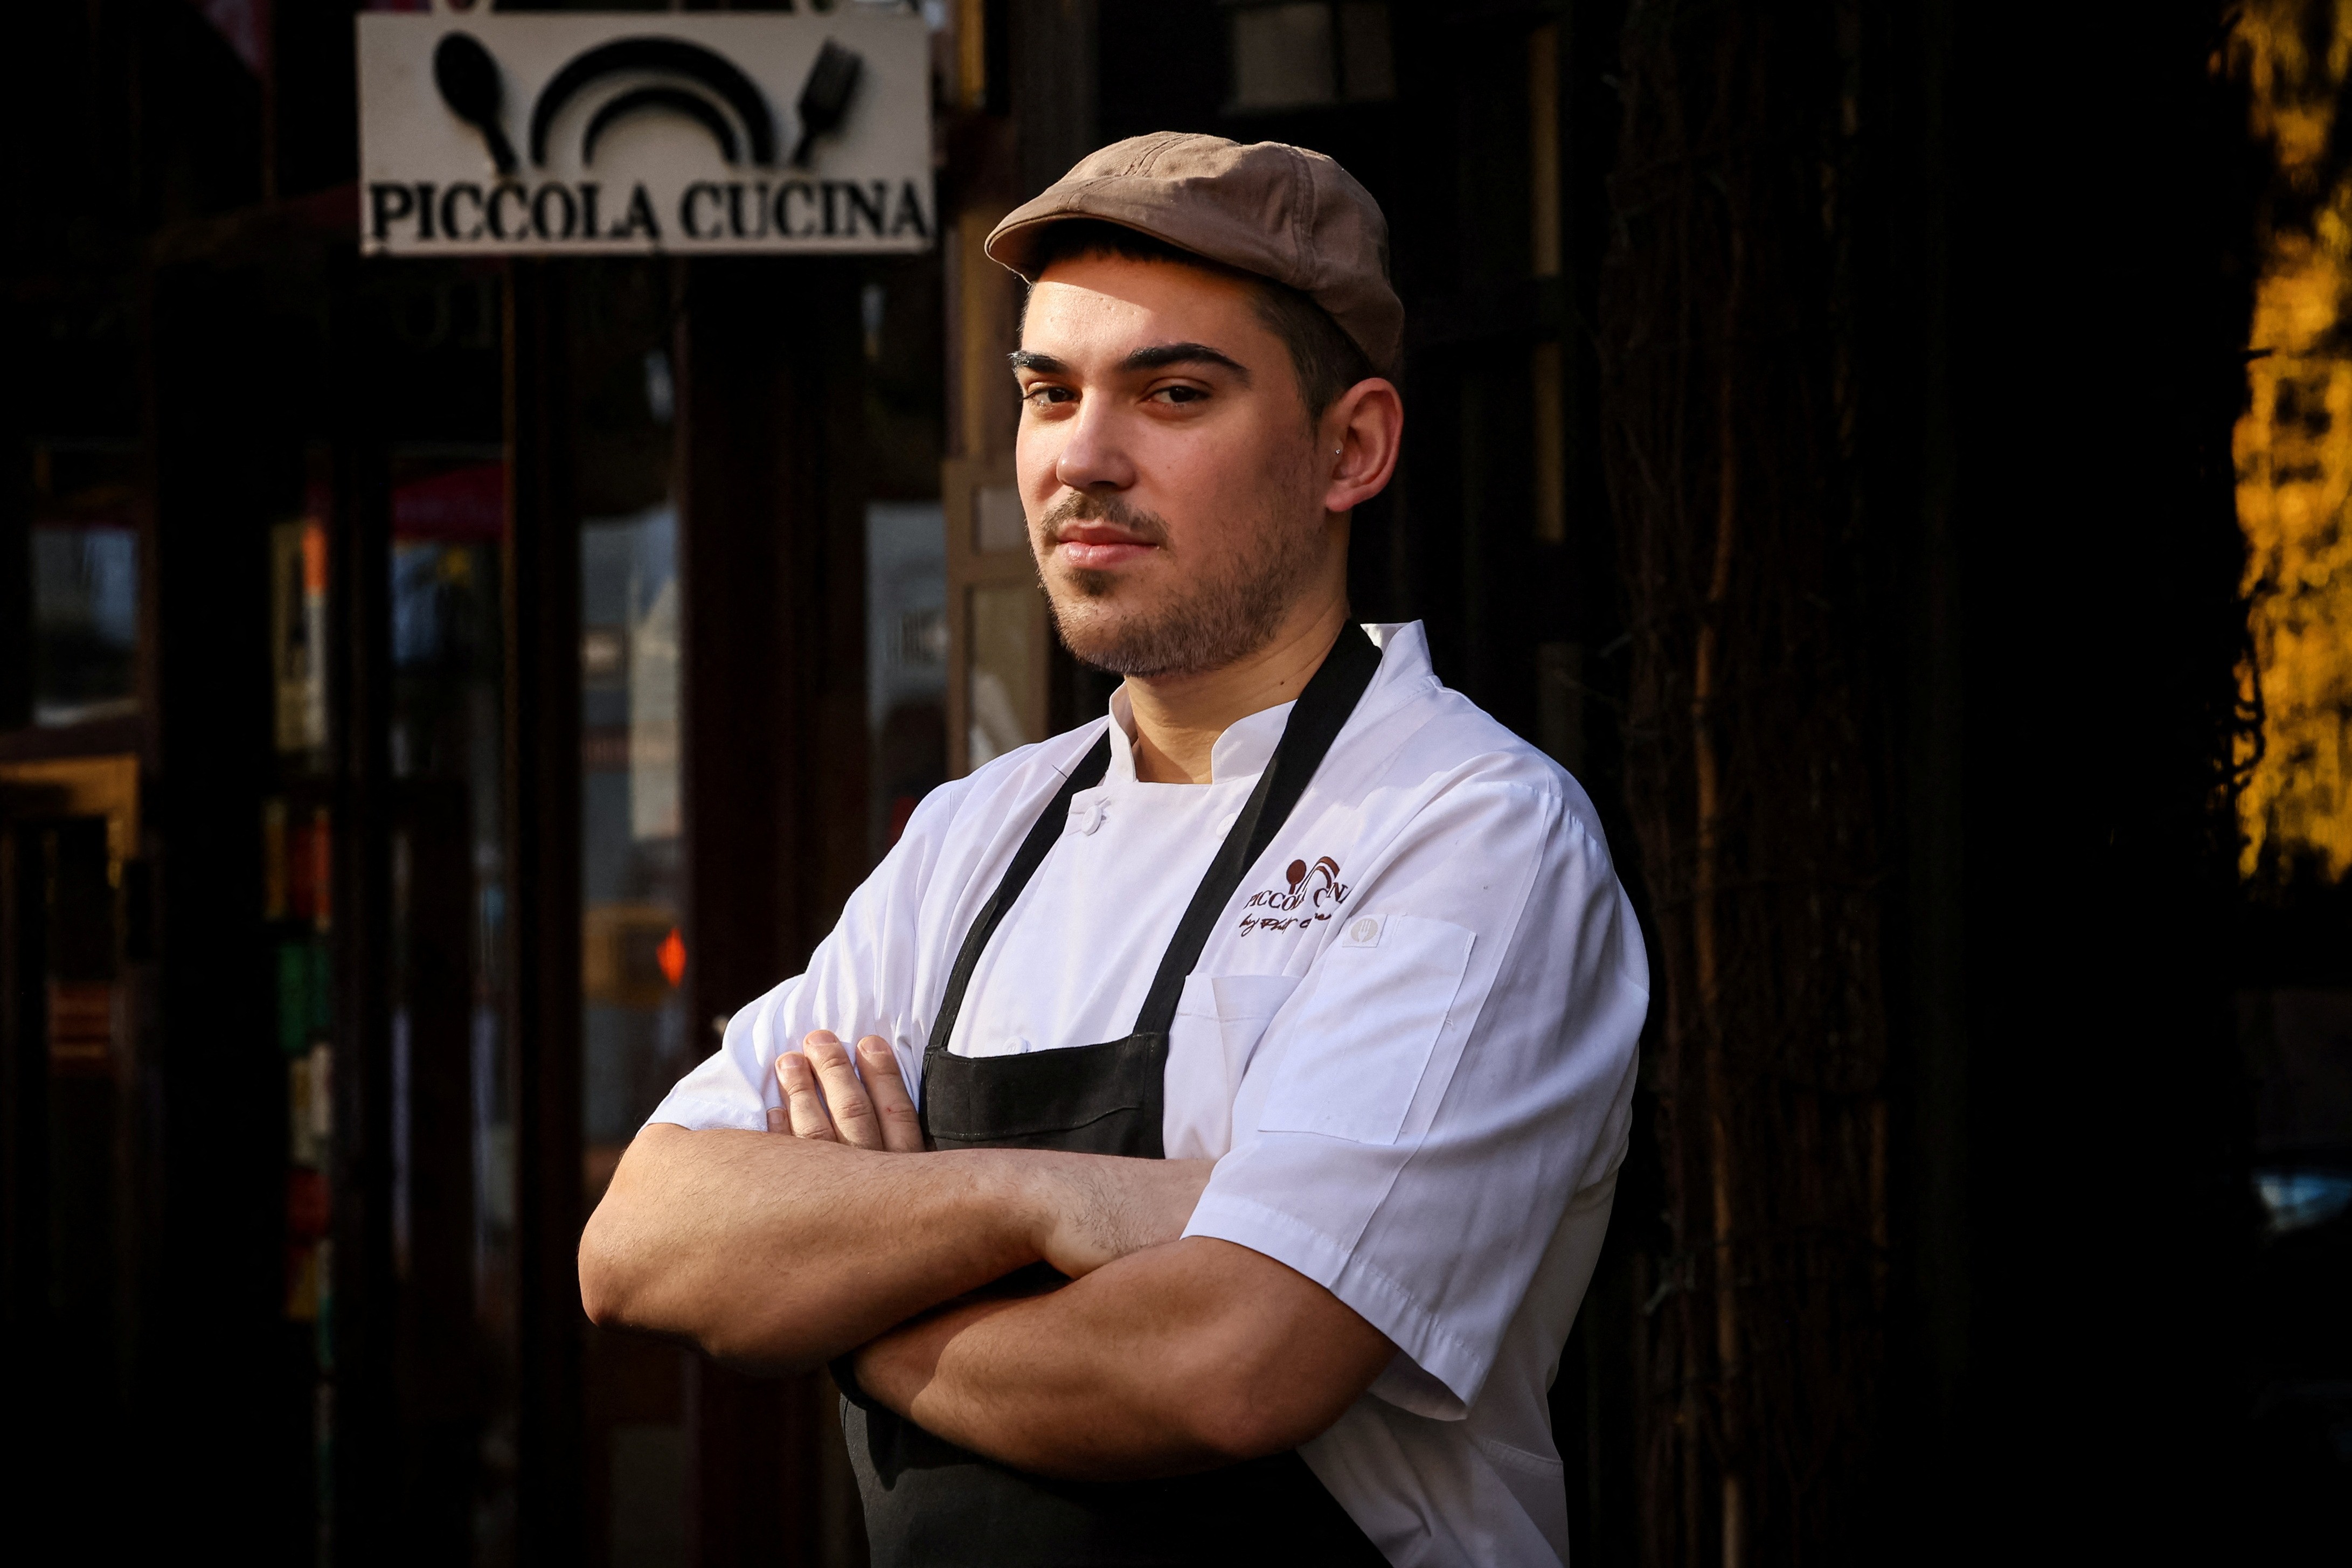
[579,132,1648,1566]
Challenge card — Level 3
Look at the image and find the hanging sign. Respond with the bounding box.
[357,11,933,256]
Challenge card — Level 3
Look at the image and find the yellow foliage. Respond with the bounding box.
[2233,2,2352,881]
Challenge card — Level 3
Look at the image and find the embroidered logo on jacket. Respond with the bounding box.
[1238,856,1351,934]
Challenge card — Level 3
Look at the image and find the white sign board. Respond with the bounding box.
[357,11,933,256]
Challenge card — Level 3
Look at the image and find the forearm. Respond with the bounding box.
[854,1237,1392,1480]
[579,1123,1044,1373]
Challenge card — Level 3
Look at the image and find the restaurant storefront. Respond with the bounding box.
[4,4,949,1559]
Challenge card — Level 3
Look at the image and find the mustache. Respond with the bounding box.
[1038,491,1172,546]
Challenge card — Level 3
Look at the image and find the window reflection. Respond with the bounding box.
[29,440,141,726]
[384,450,517,1558]
[580,503,686,1185]
[567,260,689,1568]
[868,501,948,850]
[967,581,1041,769]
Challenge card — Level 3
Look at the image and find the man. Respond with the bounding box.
[579,133,1647,1565]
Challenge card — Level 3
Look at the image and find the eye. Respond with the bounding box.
[1150,384,1209,405]
[1022,384,1075,407]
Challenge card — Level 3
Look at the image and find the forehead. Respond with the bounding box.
[1021,253,1273,361]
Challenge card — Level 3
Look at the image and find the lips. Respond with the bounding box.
[1052,522,1157,571]
[1058,538,1155,569]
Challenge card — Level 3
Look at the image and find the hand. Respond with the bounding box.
[766,1031,1209,1274]
[768,1031,926,1152]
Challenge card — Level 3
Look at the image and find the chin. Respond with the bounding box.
[1045,595,1134,664]
[1038,587,1155,676]
[1040,544,1307,679]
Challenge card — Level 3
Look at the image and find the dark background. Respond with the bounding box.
[1,2,2343,1565]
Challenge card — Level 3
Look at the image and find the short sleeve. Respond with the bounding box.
[1181,781,1647,1416]
[643,780,967,1133]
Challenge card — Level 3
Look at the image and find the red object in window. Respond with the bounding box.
[392,462,507,542]
[309,807,332,930]
[285,811,332,925]
[287,1168,330,1240]
[657,927,686,988]
[288,816,316,921]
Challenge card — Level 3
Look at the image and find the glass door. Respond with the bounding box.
[385,446,517,1563]
[567,261,691,1568]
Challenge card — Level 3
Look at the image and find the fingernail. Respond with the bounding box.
[860,1038,890,1058]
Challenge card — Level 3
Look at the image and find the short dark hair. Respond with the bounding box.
[1021,219,1379,420]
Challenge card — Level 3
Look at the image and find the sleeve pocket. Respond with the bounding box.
[1257,915,1476,1145]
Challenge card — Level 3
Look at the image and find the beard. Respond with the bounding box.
[1033,485,1330,678]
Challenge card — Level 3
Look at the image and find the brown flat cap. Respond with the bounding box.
[986,133,1403,374]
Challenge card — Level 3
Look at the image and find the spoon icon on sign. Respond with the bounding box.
[434,32,518,177]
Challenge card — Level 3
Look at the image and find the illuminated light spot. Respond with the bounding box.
[2233,4,2352,883]
[658,927,686,988]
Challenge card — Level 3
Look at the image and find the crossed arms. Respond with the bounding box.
[577,1030,1395,1480]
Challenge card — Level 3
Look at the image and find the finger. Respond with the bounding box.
[804,1031,885,1150]
[775,1051,837,1141]
[765,1103,788,1134]
[857,1036,924,1153]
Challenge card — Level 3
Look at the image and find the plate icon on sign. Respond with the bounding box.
[528,35,781,168]
[428,30,864,176]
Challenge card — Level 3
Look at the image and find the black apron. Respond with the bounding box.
[839,623,1390,1567]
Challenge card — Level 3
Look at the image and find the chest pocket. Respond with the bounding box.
[1258,914,1476,1145]
[1166,973,1304,1157]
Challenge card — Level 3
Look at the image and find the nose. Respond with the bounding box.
[1052,398,1137,495]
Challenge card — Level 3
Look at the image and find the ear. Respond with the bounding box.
[1319,378,1404,515]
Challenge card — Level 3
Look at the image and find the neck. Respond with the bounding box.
[1123,592,1354,785]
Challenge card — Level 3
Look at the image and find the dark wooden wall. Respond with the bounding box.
[1891,3,2257,1560]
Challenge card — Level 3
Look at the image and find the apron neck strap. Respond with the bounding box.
[1129,621,1383,1039]
[924,733,1112,1058]
[925,621,1385,1058]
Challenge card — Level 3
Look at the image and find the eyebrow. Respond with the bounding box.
[1122,342,1251,381]
[1007,342,1252,383]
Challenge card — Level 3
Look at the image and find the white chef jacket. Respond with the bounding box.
[650,621,1648,1566]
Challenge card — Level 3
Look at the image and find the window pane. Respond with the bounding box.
[1229,3,1338,110]
[31,521,138,726]
[570,263,689,1568]
[384,447,517,1562]
[868,501,948,851]
[968,581,1042,768]
[580,502,685,1164]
